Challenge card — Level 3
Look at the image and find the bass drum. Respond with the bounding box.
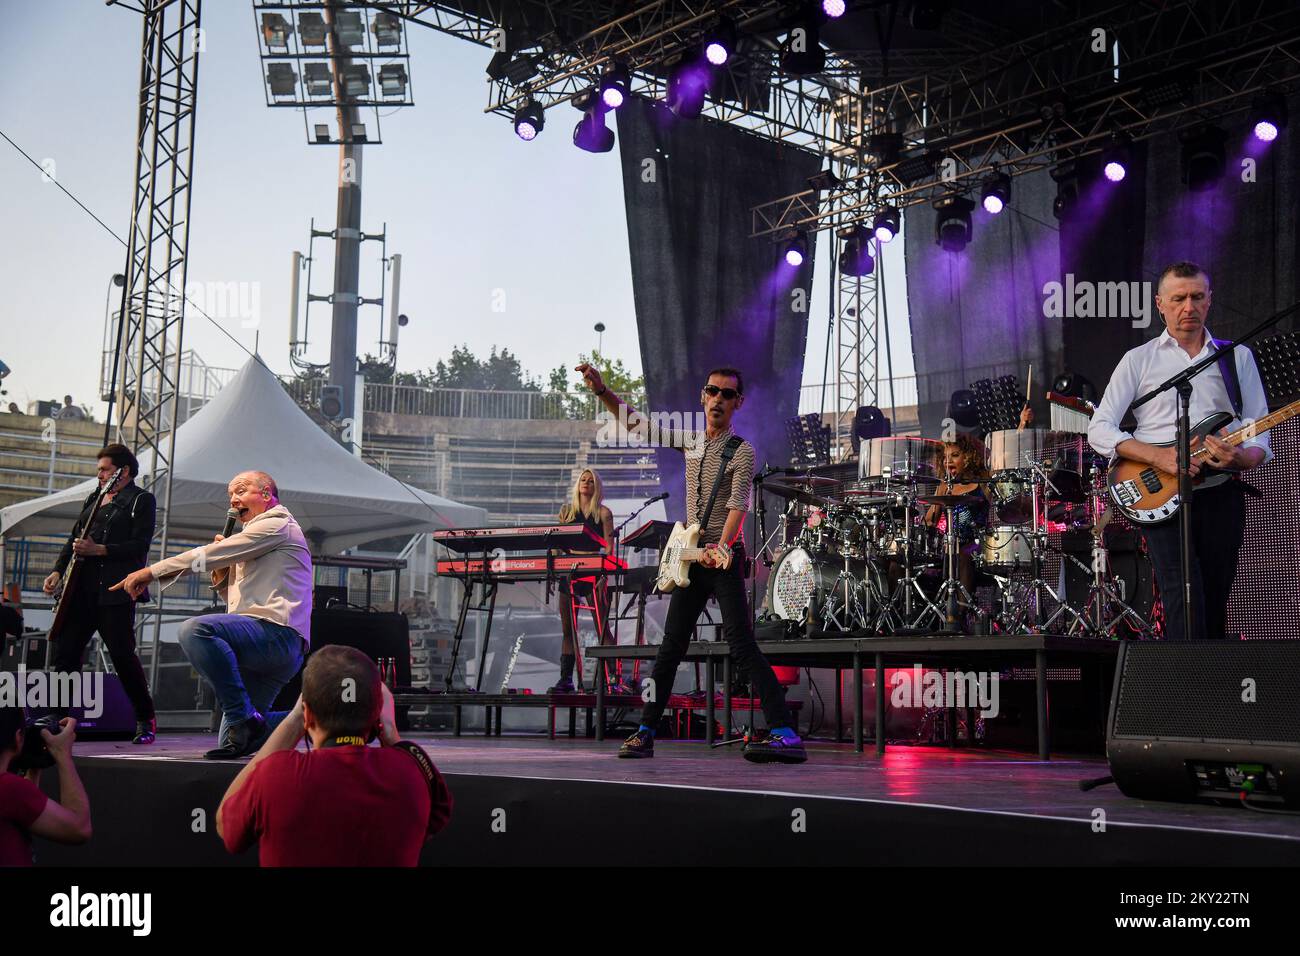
[766,546,881,630]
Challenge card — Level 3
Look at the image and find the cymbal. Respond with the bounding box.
[917,493,982,508]
[765,481,842,507]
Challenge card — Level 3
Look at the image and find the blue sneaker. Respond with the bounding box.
[742,731,807,764]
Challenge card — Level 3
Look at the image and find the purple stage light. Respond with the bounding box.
[785,247,804,267]
[822,0,847,17]
[602,87,625,110]
[705,41,729,66]
[516,121,538,141]
[1254,120,1279,142]
[874,224,895,243]
[1103,160,1127,182]
[982,194,1004,215]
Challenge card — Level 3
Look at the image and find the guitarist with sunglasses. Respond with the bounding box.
[42,444,158,744]
[1087,262,1273,640]
[577,362,806,764]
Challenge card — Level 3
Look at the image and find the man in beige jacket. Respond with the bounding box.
[113,471,313,759]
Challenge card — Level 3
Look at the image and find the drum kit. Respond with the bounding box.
[758,430,1156,637]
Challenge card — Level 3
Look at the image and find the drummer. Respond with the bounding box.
[922,433,991,599]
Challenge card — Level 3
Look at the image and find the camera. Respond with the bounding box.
[11,713,60,773]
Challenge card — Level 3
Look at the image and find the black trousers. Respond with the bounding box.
[638,549,791,731]
[52,585,155,721]
[1140,480,1247,640]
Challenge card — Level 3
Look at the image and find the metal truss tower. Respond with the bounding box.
[108,0,203,691]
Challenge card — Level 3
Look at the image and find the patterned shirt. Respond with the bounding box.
[666,426,755,545]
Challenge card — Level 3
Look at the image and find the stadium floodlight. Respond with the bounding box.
[379,64,407,97]
[335,12,365,48]
[303,63,333,98]
[372,12,402,47]
[350,123,368,143]
[261,13,291,49]
[299,13,327,47]
[267,63,297,98]
[341,64,371,98]
[313,124,332,144]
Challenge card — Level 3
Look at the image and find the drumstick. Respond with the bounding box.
[1025,365,1032,406]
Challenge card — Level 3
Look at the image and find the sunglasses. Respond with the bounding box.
[702,384,740,400]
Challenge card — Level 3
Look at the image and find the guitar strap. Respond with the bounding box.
[1211,338,1244,419]
[698,435,744,534]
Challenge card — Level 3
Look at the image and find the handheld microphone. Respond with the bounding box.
[221,507,239,538]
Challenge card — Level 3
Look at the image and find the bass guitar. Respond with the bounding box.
[1106,399,1300,524]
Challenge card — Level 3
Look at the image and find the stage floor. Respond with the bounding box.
[62,732,1300,866]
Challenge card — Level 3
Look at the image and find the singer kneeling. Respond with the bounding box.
[113,471,313,760]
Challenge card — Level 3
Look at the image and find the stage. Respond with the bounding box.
[33,733,1300,867]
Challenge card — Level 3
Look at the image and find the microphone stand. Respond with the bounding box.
[1131,302,1298,641]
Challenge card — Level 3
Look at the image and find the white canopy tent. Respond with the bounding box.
[0,358,486,553]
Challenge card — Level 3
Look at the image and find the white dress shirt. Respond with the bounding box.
[151,505,314,644]
[1088,327,1273,463]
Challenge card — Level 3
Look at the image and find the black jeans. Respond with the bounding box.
[638,547,791,731]
[1140,480,1246,640]
[52,586,155,721]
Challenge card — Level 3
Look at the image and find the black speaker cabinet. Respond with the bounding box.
[272,609,410,726]
[1107,640,1300,807]
[25,673,137,740]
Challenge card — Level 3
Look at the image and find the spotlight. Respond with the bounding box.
[822,0,848,17]
[838,224,874,277]
[1101,132,1131,183]
[600,62,630,110]
[1050,161,1080,220]
[981,172,1010,214]
[573,107,615,153]
[666,53,708,118]
[703,19,737,67]
[781,13,825,75]
[933,194,974,252]
[806,167,842,191]
[1249,90,1287,142]
[513,100,545,141]
[1180,124,1227,191]
[783,233,808,267]
[872,207,900,243]
[1051,371,1098,403]
[947,388,980,430]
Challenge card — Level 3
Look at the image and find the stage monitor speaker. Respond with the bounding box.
[27,673,137,740]
[1106,640,1300,807]
[272,609,411,726]
[3,634,47,672]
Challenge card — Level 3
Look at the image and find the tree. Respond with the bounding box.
[548,350,646,419]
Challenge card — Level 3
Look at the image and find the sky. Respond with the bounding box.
[0,0,913,418]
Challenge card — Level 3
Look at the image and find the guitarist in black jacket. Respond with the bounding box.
[42,444,158,744]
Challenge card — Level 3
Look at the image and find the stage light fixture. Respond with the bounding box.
[947,388,980,430]
[267,63,297,98]
[513,100,545,141]
[1101,132,1131,183]
[822,0,848,18]
[1250,91,1287,142]
[867,132,903,168]
[895,150,939,185]
[981,172,1010,214]
[573,106,615,153]
[600,62,630,110]
[666,53,708,118]
[838,224,874,277]
[704,19,737,66]
[1052,371,1098,403]
[780,12,825,75]
[1180,124,1227,191]
[1050,161,1080,220]
[872,207,900,243]
[783,233,808,267]
[933,194,974,252]
[806,167,842,191]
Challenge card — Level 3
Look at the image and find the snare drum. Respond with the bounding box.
[977,526,1035,571]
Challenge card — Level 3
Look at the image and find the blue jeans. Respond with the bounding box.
[178,614,305,741]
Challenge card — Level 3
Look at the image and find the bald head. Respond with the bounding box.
[228,471,279,522]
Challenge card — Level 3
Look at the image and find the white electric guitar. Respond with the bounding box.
[655,522,732,592]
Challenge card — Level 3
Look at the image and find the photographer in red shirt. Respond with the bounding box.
[216,645,452,866]
[0,710,93,866]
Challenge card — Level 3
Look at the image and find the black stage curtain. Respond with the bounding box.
[616,96,820,519]
[1141,93,1300,345]
[903,168,1061,437]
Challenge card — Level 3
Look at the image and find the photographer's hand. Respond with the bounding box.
[378,683,401,746]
